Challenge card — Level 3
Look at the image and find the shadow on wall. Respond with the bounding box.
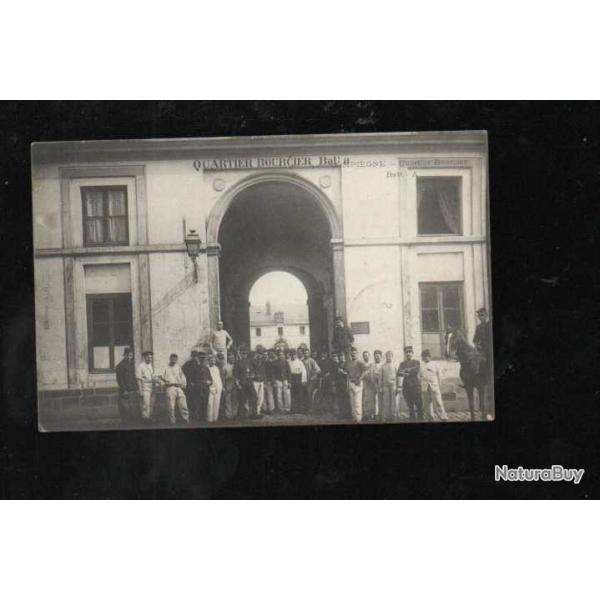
[151,270,195,317]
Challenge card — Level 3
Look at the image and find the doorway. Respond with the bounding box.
[213,176,340,351]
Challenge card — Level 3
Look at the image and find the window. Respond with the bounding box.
[299,325,306,335]
[255,327,262,336]
[420,283,464,359]
[86,293,133,371]
[82,186,129,246]
[417,177,462,235]
[278,326,284,336]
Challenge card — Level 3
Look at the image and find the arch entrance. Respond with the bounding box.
[207,174,345,352]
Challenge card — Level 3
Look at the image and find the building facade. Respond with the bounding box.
[32,132,491,421]
[249,302,310,351]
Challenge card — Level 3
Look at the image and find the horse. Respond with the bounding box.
[446,328,488,420]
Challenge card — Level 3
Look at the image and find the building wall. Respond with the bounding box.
[33,136,489,396]
[250,324,310,351]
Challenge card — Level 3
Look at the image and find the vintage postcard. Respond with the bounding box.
[32,131,493,431]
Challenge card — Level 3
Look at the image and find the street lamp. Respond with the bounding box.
[184,229,202,282]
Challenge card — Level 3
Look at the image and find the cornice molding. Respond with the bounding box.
[32,131,488,165]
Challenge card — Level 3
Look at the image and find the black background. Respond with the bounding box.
[0,101,598,499]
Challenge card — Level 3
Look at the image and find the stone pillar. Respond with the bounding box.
[206,243,221,332]
[232,294,251,350]
[330,239,347,321]
[308,296,327,352]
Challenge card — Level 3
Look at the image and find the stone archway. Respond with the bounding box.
[228,266,329,352]
[206,172,345,351]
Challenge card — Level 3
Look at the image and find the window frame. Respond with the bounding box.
[86,292,133,373]
[255,327,262,337]
[81,185,130,247]
[277,326,284,336]
[419,282,465,359]
[416,176,463,237]
[299,325,306,335]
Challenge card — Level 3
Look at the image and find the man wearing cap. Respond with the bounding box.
[420,349,448,421]
[302,347,321,414]
[182,350,200,420]
[272,348,291,413]
[252,346,267,415]
[222,352,238,419]
[332,316,354,357]
[207,353,223,423]
[161,353,190,425]
[196,351,213,422]
[288,348,307,414]
[381,350,400,421]
[473,308,492,362]
[346,347,368,422]
[115,347,138,423]
[398,346,423,421]
[234,347,258,418]
[473,307,492,417]
[136,351,157,422]
[210,320,234,363]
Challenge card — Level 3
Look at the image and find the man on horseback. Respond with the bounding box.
[446,325,489,421]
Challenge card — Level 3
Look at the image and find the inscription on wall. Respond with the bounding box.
[351,321,370,335]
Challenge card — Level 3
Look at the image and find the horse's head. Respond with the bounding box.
[446,327,471,361]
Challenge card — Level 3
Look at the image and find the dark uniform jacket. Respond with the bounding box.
[332,325,354,353]
[183,360,212,388]
[398,359,421,389]
[234,358,255,383]
[115,359,138,393]
[252,356,266,382]
[473,321,492,358]
[271,358,290,382]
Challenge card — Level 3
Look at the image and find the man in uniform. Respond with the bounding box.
[210,320,234,363]
[398,346,423,421]
[234,347,258,419]
[115,347,138,423]
[332,316,354,358]
[302,347,321,414]
[222,352,238,419]
[182,350,200,420]
[196,351,213,422]
[136,350,157,422]
[473,307,493,418]
[252,346,267,415]
[288,348,307,414]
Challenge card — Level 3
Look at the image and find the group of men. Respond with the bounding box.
[113,311,492,426]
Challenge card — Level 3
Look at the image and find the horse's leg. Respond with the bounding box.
[478,383,487,418]
[466,385,475,420]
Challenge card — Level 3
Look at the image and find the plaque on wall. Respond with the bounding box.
[350,321,370,335]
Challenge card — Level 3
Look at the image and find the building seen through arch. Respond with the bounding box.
[248,271,310,351]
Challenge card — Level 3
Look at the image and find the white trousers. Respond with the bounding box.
[207,385,222,422]
[273,380,290,412]
[253,381,265,414]
[140,384,154,419]
[349,382,363,422]
[166,386,189,424]
[423,385,448,420]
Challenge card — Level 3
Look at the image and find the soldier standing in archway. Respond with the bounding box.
[332,316,354,359]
